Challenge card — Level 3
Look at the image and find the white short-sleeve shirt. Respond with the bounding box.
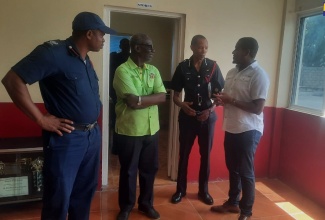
[222,61,270,134]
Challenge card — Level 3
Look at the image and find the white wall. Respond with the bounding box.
[296,0,324,11]
[0,0,286,107]
[110,13,174,81]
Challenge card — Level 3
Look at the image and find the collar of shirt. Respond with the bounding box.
[126,57,148,71]
[66,37,89,62]
[235,60,258,73]
[188,56,207,68]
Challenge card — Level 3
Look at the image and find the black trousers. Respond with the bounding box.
[116,132,159,212]
[176,110,217,194]
[224,130,261,216]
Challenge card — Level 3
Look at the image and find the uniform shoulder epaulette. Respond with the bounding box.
[44,40,62,47]
[205,58,216,64]
[180,59,190,66]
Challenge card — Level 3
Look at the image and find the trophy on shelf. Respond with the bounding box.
[0,161,5,175]
[30,157,44,192]
[17,158,32,174]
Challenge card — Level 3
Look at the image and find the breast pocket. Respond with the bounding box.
[224,75,234,90]
[239,75,251,82]
[65,72,89,95]
[184,74,197,89]
[147,77,154,88]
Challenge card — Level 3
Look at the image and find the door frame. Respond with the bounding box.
[102,6,185,186]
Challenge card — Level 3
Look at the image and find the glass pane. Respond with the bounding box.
[292,14,325,111]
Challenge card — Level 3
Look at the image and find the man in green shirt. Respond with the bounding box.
[113,33,166,220]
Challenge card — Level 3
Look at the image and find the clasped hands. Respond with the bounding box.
[213,92,232,106]
[180,102,211,122]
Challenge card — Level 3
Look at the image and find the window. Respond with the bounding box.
[291,12,325,115]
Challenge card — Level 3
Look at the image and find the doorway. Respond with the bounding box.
[102,7,185,187]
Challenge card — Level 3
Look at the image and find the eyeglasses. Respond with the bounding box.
[137,44,155,51]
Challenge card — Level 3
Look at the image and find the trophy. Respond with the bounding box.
[30,157,44,192]
[0,161,5,175]
[17,158,32,174]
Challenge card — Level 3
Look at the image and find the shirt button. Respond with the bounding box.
[197,84,200,87]
[198,75,200,78]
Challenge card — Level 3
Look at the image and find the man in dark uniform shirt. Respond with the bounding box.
[1,12,116,220]
[170,35,224,205]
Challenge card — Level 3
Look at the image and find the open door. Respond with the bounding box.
[102,6,185,187]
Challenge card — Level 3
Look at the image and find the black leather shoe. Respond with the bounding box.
[238,214,251,220]
[198,192,214,205]
[138,205,160,219]
[116,211,129,220]
[171,191,186,204]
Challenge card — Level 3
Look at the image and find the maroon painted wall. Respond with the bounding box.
[279,109,325,208]
[0,103,274,183]
[187,106,274,181]
[2,102,325,208]
[0,103,45,138]
[0,102,103,190]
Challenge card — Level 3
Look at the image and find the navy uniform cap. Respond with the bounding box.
[72,11,116,34]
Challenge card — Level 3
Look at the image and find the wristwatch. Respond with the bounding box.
[137,96,142,105]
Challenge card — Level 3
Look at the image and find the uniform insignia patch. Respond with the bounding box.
[46,40,59,46]
[150,73,155,79]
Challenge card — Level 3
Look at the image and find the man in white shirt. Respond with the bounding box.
[210,37,270,220]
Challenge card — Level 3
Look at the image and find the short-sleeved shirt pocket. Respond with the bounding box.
[224,74,234,91]
[65,72,89,95]
[239,75,251,82]
[147,74,155,88]
[132,75,142,89]
[184,73,197,90]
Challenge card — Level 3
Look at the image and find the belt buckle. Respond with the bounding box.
[84,123,95,132]
[84,124,94,131]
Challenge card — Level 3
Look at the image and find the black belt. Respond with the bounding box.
[73,122,97,132]
[195,106,214,115]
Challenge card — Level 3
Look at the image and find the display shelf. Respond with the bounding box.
[0,137,43,205]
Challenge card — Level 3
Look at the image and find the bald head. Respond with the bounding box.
[130,33,150,50]
[129,33,154,65]
[191,35,207,46]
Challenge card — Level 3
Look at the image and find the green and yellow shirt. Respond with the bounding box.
[113,58,166,136]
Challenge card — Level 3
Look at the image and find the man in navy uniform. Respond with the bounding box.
[2,12,116,220]
[170,35,224,205]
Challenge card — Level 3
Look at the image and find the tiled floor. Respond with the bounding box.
[1,178,325,219]
[1,105,325,219]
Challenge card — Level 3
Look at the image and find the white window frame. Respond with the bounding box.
[289,8,325,116]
